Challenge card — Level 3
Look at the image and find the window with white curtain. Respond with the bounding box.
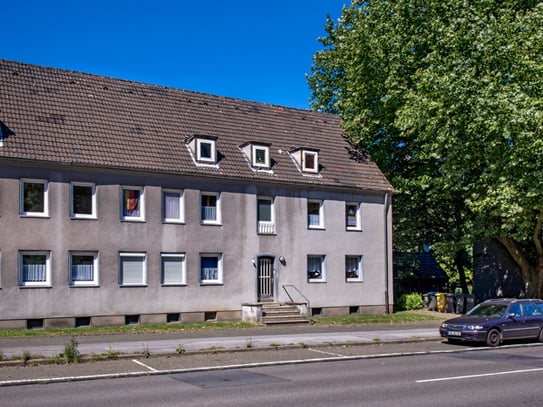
[119,252,146,286]
[200,254,223,284]
[307,200,324,229]
[345,255,363,282]
[307,255,326,282]
[201,193,221,224]
[162,189,184,223]
[161,253,186,285]
[70,252,99,286]
[19,251,51,287]
[346,202,361,230]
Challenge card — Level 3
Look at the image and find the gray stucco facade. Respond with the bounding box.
[0,59,393,328]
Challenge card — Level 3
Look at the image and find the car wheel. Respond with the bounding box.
[486,328,501,347]
[538,328,543,343]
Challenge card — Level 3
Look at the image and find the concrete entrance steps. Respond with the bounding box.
[261,302,310,325]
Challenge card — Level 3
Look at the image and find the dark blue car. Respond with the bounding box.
[440,298,543,346]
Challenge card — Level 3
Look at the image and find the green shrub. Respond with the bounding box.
[397,293,424,310]
[63,337,81,363]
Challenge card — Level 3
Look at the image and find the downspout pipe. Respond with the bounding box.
[384,191,391,314]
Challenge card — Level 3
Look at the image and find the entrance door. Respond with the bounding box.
[257,256,275,302]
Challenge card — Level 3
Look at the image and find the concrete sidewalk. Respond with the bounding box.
[0,323,443,359]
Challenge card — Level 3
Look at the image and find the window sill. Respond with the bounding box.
[20,214,50,219]
[120,218,146,223]
[346,228,363,232]
[161,283,188,287]
[119,284,147,287]
[19,285,52,289]
[308,280,327,283]
[163,220,186,225]
[346,279,364,283]
[308,226,325,231]
[199,282,224,286]
[71,216,98,220]
[200,222,222,226]
[70,284,100,287]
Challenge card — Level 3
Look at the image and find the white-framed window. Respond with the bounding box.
[302,150,319,173]
[121,186,145,221]
[346,202,361,230]
[197,138,217,163]
[201,192,221,224]
[252,145,270,168]
[257,197,275,234]
[200,253,223,284]
[162,189,184,223]
[307,199,324,229]
[346,255,363,282]
[19,251,52,287]
[70,251,99,286]
[307,255,326,282]
[161,253,186,285]
[119,252,147,286]
[70,182,96,219]
[20,179,49,217]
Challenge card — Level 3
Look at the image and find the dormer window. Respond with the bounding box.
[187,135,218,164]
[302,150,319,173]
[290,147,320,174]
[197,138,216,163]
[240,142,271,169]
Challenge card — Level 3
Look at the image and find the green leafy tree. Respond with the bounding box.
[309,1,543,297]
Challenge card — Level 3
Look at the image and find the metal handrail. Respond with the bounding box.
[282,284,311,318]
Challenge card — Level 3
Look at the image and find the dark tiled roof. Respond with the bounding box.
[0,59,392,192]
[393,253,448,280]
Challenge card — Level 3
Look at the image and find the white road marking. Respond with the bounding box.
[416,367,543,383]
[131,359,158,372]
[308,348,347,357]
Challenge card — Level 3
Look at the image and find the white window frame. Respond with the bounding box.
[346,255,364,282]
[199,253,223,285]
[20,179,49,217]
[307,255,326,282]
[162,189,185,223]
[252,145,270,168]
[307,199,324,229]
[161,253,187,285]
[120,186,145,222]
[257,196,275,234]
[70,182,97,219]
[197,138,217,163]
[119,252,147,286]
[69,251,99,286]
[200,192,221,225]
[19,251,52,287]
[346,202,362,231]
[302,150,319,173]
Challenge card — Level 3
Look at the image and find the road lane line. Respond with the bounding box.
[416,367,543,383]
[132,359,158,372]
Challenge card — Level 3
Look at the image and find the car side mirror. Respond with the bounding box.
[506,313,517,319]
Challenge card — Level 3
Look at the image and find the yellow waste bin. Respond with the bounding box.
[435,293,447,313]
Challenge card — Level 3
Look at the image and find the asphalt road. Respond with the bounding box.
[1,343,542,407]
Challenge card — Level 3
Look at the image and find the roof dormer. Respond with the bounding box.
[240,141,272,169]
[290,147,320,174]
[186,135,218,165]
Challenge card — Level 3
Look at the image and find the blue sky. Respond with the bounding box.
[3,1,346,109]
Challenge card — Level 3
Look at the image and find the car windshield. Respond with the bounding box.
[467,303,508,318]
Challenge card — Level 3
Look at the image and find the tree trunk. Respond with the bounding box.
[453,249,469,294]
[495,237,540,298]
